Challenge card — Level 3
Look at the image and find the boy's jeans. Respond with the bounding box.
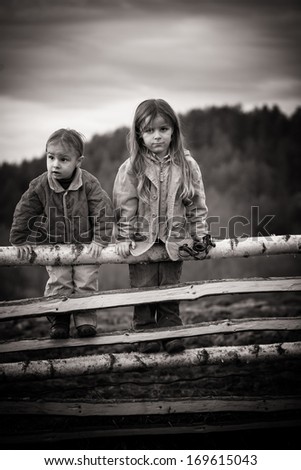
[45,265,98,329]
[129,259,183,330]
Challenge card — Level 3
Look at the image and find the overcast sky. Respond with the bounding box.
[1,0,300,163]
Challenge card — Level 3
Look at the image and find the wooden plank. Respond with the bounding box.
[1,342,300,381]
[0,235,300,266]
[0,396,300,416]
[1,276,300,321]
[2,419,301,443]
[1,316,300,354]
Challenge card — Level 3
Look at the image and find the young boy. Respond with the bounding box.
[10,128,113,339]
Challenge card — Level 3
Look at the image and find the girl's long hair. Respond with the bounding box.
[128,99,196,203]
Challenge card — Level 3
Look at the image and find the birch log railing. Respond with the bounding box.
[0,235,300,443]
[0,234,300,266]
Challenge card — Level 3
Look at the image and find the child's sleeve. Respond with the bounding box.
[9,184,44,245]
[113,163,138,241]
[186,160,208,240]
[87,182,114,247]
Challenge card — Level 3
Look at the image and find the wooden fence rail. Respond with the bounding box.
[1,277,300,321]
[1,316,300,354]
[0,234,300,266]
[1,342,300,382]
[1,396,301,417]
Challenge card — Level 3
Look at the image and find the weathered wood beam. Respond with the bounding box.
[0,235,300,266]
[1,342,300,381]
[1,316,300,354]
[1,277,300,321]
[2,419,301,443]
[0,396,300,416]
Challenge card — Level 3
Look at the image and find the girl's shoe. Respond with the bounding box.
[77,325,97,337]
[50,324,69,339]
[164,338,185,354]
[139,341,162,354]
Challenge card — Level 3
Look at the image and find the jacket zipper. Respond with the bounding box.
[63,191,70,243]
[159,160,164,182]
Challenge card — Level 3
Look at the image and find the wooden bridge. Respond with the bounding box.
[0,235,300,445]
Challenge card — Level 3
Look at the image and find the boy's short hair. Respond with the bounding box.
[46,128,85,157]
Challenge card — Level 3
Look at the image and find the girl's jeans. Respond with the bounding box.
[129,259,183,330]
[45,265,98,329]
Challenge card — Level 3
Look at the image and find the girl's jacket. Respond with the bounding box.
[10,168,113,247]
[113,150,208,260]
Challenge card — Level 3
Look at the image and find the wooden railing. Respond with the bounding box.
[0,234,300,266]
[0,235,300,443]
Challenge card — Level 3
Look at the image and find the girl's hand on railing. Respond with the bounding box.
[115,241,136,257]
[88,241,104,258]
[16,244,33,260]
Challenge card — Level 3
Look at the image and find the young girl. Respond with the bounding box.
[113,99,209,354]
[10,129,113,339]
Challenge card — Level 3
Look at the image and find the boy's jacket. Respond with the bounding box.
[10,168,113,246]
[113,150,208,260]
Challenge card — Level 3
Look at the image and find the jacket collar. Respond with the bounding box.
[145,152,171,165]
[144,152,171,188]
[48,167,83,193]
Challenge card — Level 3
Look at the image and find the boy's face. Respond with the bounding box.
[141,114,173,158]
[46,140,83,180]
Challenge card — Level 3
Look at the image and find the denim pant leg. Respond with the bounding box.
[156,260,183,328]
[72,265,99,328]
[129,263,158,330]
[45,266,72,327]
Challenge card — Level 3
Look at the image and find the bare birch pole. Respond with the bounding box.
[0,235,300,266]
[1,342,300,382]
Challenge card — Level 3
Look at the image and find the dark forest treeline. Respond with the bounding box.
[0,105,300,299]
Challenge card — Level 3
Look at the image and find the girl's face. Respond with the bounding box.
[46,140,83,180]
[141,114,173,158]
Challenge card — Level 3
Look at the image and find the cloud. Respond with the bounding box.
[1,0,300,162]
[2,13,298,101]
